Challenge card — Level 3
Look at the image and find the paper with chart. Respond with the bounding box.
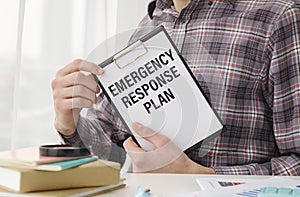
[193,176,300,197]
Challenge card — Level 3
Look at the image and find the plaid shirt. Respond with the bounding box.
[62,0,300,175]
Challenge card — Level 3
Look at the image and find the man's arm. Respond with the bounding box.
[52,59,128,164]
[60,93,129,164]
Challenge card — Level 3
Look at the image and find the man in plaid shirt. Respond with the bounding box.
[52,0,300,175]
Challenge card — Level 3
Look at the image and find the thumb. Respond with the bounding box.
[132,122,170,148]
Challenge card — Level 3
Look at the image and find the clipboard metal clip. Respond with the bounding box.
[113,40,148,69]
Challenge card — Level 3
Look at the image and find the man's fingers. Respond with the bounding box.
[132,122,170,148]
[54,72,99,93]
[132,122,155,138]
[54,97,94,113]
[123,137,145,153]
[89,74,100,93]
[54,86,97,104]
[56,59,104,77]
[79,60,104,75]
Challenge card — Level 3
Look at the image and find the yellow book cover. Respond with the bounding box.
[0,160,120,193]
[0,180,125,197]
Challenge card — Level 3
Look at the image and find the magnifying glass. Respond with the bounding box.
[39,145,91,157]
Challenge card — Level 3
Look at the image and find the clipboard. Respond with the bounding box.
[93,26,223,153]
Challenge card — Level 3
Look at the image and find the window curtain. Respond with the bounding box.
[0,0,149,150]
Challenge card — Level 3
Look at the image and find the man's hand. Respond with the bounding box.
[123,122,215,174]
[51,59,104,136]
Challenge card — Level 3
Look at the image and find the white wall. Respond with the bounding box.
[116,0,149,33]
[0,0,150,150]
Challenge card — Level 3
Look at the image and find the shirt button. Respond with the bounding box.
[208,1,213,5]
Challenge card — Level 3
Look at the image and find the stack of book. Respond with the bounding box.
[0,146,123,194]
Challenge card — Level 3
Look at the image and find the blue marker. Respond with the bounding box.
[134,185,151,197]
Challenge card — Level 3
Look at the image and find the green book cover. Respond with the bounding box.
[34,156,98,171]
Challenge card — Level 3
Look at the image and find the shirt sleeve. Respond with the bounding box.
[214,4,300,175]
[60,93,129,165]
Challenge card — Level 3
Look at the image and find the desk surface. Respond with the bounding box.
[100,173,300,197]
[1,172,299,196]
